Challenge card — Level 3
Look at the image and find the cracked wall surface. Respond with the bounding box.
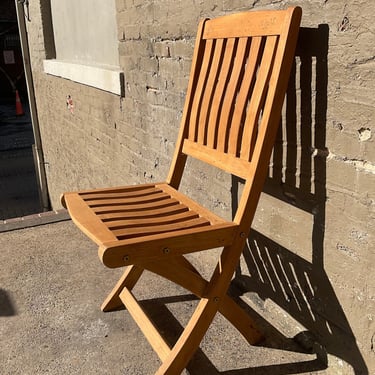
[24,0,374,373]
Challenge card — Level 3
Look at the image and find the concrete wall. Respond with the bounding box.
[24,0,374,373]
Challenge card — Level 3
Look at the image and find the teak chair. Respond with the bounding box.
[61,7,301,374]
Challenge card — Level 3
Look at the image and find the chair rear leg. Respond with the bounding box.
[219,294,263,344]
[101,265,144,312]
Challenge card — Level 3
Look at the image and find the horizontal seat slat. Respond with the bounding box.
[113,217,210,239]
[86,192,171,208]
[80,187,163,201]
[92,198,181,214]
[98,203,189,221]
[76,183,158,196]
[158,183,227,225]
[105,210,200,230]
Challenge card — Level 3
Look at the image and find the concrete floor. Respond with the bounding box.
[0,217,331,374]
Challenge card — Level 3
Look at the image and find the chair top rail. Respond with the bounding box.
[203,8,292,39]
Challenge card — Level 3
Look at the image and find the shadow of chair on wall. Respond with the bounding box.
[229,25,369,375]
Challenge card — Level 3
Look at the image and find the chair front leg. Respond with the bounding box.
[155,296,219,375]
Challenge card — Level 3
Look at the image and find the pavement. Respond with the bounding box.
[0,100,329,374]
[0,216,331,374]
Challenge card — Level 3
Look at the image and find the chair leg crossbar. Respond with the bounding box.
[102,255,263,374]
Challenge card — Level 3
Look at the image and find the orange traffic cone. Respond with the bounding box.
[15,90,24,116]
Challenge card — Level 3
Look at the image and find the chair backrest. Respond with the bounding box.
[167,7,301,227]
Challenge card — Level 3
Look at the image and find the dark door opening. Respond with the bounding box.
[0,0,41,220]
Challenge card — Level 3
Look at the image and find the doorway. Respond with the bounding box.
[0,0,41,220]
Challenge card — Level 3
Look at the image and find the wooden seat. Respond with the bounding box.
[61,7,301,374]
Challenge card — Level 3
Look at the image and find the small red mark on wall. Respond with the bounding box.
[66,95,74,114]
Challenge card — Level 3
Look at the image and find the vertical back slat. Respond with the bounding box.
[216,37,249,152]
[197,39,225,144]
[227,37,263,156]
[188,39,214,141]
[206,38,236,149]
[240,36,278,161]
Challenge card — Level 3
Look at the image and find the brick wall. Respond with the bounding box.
[25,0,374,372]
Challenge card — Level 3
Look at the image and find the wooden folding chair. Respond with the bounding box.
[61,7,301,374]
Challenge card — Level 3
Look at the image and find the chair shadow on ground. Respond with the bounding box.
[141,293,325,375]
[0,288,17,316]
[138,25,368,374]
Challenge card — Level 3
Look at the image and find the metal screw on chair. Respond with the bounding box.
[163,247,170,254]
[123,255,130,262]
[213,297,220,303]
[240,232,246,238]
